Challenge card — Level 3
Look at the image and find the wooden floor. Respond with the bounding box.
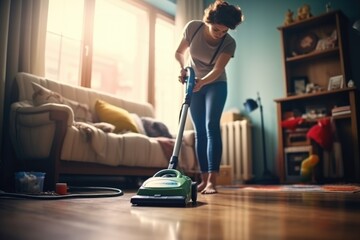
[1,187,360,240]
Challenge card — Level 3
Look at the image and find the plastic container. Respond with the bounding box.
[15,172,46,193]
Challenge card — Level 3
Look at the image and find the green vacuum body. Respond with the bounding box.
[130,169,197,207]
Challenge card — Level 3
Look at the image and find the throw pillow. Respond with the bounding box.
[131,113,146,135]
[141,117,173,138]
[94,99,139,134]
[32,82,93,123]
[32,82,62,105]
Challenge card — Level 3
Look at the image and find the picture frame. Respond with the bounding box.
[291,76,308,95]
[328,75,344,91]
[285,146,312,182]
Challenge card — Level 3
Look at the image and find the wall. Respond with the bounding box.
[143,0,176,14]
[203,0,360,179]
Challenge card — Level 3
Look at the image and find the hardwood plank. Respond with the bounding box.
[1,188,360,239]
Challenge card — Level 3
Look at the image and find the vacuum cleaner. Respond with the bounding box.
[130,67,197,207]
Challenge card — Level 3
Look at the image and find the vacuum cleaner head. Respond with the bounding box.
[131,169,197,207]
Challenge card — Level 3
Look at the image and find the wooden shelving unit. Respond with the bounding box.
[274,10,360,183]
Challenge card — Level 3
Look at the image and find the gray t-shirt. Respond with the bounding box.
[183,20,236,82]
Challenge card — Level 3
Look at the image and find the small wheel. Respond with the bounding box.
[191,181,197,204]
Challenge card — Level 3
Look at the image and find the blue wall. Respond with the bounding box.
[149,0,360,179]
[143,0,176,14]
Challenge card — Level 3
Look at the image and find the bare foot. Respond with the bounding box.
[197,173,209,192]
[201,182,217,194]
[197,181,207,192]
[201,172,218,194]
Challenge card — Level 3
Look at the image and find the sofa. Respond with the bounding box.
[9,72,198,190]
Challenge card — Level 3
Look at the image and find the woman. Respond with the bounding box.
[175,0,244,194]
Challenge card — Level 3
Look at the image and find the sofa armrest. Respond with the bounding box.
[10,101,75,127]
[10,101,73,160]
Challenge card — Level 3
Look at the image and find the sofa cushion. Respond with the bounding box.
[141,117,173,138]
[95,99,139,134]
[32,82,93,122]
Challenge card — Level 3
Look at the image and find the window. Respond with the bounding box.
[154,15,182,132]
[45,0,84,86]
[45,0,180,132]
[91,0,149,101]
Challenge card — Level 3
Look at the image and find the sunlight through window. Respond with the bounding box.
[45,0,84,85]
[91,0,149,102]
[155,16,181,132]
[45,0,178,132]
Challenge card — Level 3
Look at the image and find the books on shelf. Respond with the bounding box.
[332,105,350,112]
[332,110,351,116]
[331,105,351,116]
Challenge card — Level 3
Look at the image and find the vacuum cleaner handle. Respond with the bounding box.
[154,169,181,178]
[168,67,195,170]
[184,67,195,105]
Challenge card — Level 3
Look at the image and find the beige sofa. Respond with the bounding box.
[9,72,198,190]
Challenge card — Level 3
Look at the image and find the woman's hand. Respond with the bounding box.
[178,68,187,84]
[193,78,204,92]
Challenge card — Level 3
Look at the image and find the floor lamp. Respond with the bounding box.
[244,92,278,184]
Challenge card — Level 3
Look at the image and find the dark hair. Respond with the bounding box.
[203,0,244,29]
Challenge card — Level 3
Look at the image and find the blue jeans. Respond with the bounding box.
[190,81,227,173]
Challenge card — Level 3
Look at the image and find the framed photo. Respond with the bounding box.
[328,75,344,90]
[291,76,308,95]
[285,146,312,182]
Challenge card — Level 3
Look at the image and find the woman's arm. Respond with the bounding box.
[175,38,189,83]
[175,38,189,70]
[193,52,232,92]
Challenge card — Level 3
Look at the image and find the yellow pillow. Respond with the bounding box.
[95,99,139,134]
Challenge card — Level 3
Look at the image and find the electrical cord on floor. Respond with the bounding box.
[0,186,123,200]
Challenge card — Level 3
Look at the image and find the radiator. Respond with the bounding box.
[221,120,252,183]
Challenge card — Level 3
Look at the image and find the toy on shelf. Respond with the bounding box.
[283,9,294,26]
[326,2,332,13]
[316,30,338,51]
[296,4,312,21]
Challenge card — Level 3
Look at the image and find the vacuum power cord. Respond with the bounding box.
[0,186,123,200]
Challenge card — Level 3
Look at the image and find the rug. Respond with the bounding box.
[232,184,360,193]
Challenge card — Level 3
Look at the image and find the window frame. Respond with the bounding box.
[77,0,175,108]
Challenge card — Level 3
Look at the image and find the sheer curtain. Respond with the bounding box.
[0,0,49,190]
[175,0,204,130]
[175,0,204,34]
